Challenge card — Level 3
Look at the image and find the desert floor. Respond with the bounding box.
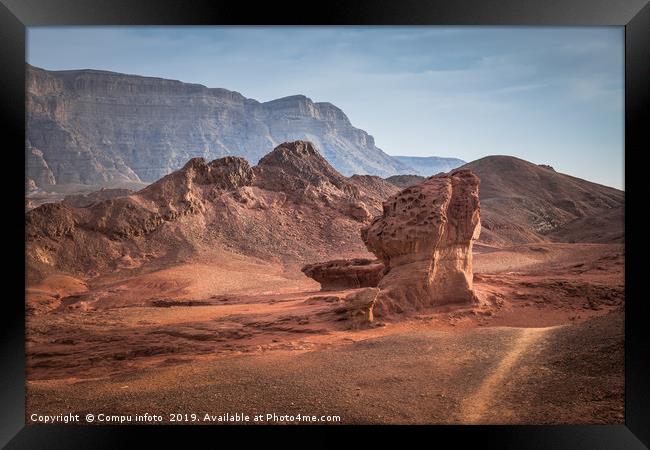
[26,243,624,424]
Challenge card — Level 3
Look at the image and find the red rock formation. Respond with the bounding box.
[253,140,371,221]
[26,141,397,283]
[362,169,481,313]
[348,174,401,216]
[301,258,384,291]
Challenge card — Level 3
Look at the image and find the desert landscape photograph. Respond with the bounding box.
[25,26,624,425]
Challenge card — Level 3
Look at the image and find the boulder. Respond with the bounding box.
[334,288,379,328]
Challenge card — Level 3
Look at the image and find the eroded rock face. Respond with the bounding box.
[26,202,77,240]
[26,65,411,187]
[253,140,372,221]
[362,169,481,313]
[254,141,354,196]
[27,147,56,187]
[301,258,384,291]
[26,140,398,282]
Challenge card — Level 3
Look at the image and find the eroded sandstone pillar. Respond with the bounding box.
[361,169,481,313]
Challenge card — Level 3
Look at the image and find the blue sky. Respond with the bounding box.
[27,26,624,189]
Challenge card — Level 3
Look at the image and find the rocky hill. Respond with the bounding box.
[26,65,413,187]
[391,155,466,176]
[461,156,624,246]
[384,155,624,246]
[26,141,400,282]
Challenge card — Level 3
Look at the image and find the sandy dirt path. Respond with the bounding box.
[458,327,549,423]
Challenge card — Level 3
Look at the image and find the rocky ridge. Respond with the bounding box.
[26,65,412,187]
[26,141,393,282]
[460,156,624,245]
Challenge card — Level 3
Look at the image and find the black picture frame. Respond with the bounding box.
[1,0,648,448]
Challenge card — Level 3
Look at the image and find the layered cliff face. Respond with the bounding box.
[26,65,411,187]
[26,141,394,282]
[363,169,481,314]
[26,146,56,186]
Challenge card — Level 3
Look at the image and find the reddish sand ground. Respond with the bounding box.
[25,243,624,424]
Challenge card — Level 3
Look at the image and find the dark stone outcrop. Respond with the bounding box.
[301,258,384,291]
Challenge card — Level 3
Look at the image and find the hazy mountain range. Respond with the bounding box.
[26,64,464,187]
[391,155,466,176]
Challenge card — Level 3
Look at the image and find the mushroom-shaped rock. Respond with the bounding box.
[362,169,481,313]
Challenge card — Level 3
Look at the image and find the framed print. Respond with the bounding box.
[1,0,648,448]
